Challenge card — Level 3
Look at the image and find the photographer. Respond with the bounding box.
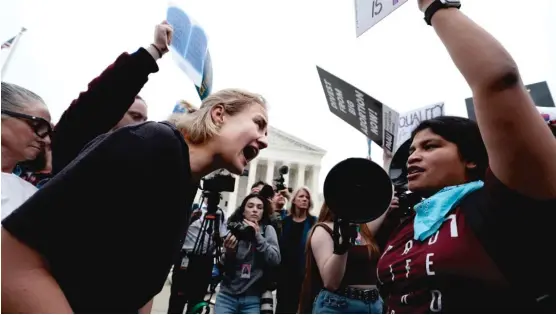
[298,203,383,314]
[215,193,281,314]
[375,0,556,313]
[1,89,269,313]
[270,188,289,237]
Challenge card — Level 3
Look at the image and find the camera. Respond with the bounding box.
[388,140,422,216]
[227,221,256,241]
[274,165,293,193]
[202,170,236,193]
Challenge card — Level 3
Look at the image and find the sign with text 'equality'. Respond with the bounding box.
[397,102,444,150]
[316,66,399,155]
[355,0,409,37]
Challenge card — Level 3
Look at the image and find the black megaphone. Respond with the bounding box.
[323,158,393,223]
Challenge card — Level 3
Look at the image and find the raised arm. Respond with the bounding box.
[310,226,348,292]
[51,21,173,174]
[420,0,556,198]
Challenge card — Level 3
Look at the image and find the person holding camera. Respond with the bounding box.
[1,88,269,313]
[373,0,556,313]
[298,203,383,314]
[215,193,281,314]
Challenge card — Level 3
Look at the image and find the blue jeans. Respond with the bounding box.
[214,290,261,314]
[312,289,383,314]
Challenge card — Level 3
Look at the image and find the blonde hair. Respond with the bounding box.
[168,89,267,144]
[289,186,314,217]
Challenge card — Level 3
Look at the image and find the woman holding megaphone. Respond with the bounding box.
[297,157,394,314]
[298,203,385,314]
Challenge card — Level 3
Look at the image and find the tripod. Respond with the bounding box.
[184,190,224,314]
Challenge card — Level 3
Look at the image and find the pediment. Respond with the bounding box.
[267,127,326,155]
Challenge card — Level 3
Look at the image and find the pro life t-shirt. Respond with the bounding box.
[377,170,556,313]
[2,121,198,313]
[1,172,38,220]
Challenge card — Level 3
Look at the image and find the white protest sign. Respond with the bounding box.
[354,0,409,37]
[167,1,209,87]
[396,102,445,150]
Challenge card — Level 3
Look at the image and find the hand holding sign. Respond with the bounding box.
[153,21,174,54]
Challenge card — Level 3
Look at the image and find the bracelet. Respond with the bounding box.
[150,44,163,58]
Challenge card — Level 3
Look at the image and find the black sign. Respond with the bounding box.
[465,81,554,121]
[316,66,396,152]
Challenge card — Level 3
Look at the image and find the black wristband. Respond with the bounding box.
[424,0,461,26]
[150,44,163,58]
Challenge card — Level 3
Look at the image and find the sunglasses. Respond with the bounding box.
[1,109,52,138]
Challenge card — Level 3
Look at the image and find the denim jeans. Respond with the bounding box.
[214,290,261,314]
[312,289,383,314]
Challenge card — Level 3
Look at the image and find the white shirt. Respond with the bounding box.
[1,172,38,221]
[182,205,229,252]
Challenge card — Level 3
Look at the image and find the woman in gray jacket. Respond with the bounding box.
[215,193,281,314]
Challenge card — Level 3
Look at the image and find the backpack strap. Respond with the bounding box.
[314,222,333,236]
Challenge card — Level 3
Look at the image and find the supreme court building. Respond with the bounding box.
[196,126,326,216]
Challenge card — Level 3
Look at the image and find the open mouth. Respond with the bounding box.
[407,166,425,177]
[242,145,259,163]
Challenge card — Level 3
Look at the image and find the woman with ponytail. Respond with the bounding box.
[298,203,383,314]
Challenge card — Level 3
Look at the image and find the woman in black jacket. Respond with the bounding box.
[2,88,270,313]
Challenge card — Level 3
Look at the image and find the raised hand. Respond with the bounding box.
[243,219,260,234]
[224,234,238,252]
[153,21,173,55]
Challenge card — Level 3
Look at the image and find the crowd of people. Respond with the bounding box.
[2,0,556,313]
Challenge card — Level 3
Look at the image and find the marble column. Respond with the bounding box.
[265,159,275,185]
[296,163,306,188]
[311,165,320,196]
[246,159,259,195]
[227,174,241,213]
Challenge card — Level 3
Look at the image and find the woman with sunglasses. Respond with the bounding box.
[1,82,52,220]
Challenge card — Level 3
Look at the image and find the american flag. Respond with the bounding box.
[1,36,16,50]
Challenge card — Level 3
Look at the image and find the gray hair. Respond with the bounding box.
[1,82,45,114]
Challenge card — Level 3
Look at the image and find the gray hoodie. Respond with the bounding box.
[219,225,281,295]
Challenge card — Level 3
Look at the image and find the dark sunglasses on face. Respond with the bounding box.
[1,109,52,138]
